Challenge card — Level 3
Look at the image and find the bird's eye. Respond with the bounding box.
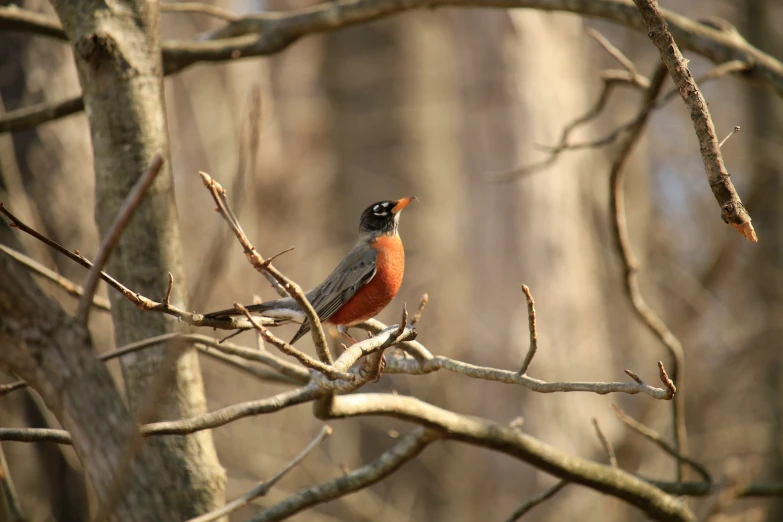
[373,204,388,216]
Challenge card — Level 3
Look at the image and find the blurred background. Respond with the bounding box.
[1,0,782,520]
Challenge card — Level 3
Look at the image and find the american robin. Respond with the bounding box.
[206,197,416,343]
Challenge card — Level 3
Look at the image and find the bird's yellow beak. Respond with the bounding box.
[391,196,417,214]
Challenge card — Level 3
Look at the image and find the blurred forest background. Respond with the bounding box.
[1,0,781,520]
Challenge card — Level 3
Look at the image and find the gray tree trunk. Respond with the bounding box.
[48,0,225,517]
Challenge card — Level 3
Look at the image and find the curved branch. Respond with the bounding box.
[318,393,696,522]
[249,427,439,522]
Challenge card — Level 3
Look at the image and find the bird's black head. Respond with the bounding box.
[359,197,416,236]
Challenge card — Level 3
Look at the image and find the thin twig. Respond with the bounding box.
[200,171,333,365]
[592,418,618,468]
[633,0,756,241]
[236,303,352,381]
[188,426,332,522]
[161,2,238,21]
[385,355,676,399]
[718,125,740,148]
[0,203,267,330]
[0,331,310,398]
[0,386,323,443]
[612,405,711,483]
[518,284,538,374]
[608,62,689,481]
[410,293,429,326]
[249,427,439,522]
[503,481,568,522]
[76,153,164,325]
[0,243,111,310]
[0,442,26,522]
[586,27,644,85]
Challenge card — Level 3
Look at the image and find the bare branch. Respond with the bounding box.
[633,0,756,241]
[200,171,333,365]
[249,427,440,522]
[356,318,432,362]
[587,27,644,85]
[410,293,429,326]
[518,284,539,374]
[235,303,353,382]
[0,203,266,330]
[2,0,783,134]
[0,442,26,522]
[592,418,618,468]
[385,354,675,399]
[612,405,711,483]
[160,2,238,21]
[1,332,310,398]
[495,60,746,180]
[608,62,689,480]
[504,480,568,522]
[77,153,164,325]
[0,386,324,444]
[718,125,741,148]
[318,393,696,522]
[0,4,67,40]
[189,426,332,522]
[0,243,111,311]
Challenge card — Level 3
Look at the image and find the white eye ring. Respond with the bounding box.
[373,204,388,216]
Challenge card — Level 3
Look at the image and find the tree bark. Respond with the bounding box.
[48,0,225,517]
[0,255,178,520]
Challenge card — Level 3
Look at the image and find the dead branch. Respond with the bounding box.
[504,480,568,522]
[518,284,538,374]
[497,59,747,180]
[0,203,268,330]
[2,0,782,133]
[0,243,111,311]
[632,0,756,241]
[608,62,689,480]
[76,153,164,326]
[200,171,333,365]
[235,303,353,381]
[0,442,25,522]
[385,354,675,399]
[249,427,440,522]
[612,405,711,483]
[318,393,696,522]
[592,418,618,468]
[189,426,332,522]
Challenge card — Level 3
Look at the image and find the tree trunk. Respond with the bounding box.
[0,256,178,520]
[48,0,225,517]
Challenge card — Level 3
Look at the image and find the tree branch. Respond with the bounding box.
[189,426,332,522]
[318,393,696,522]
[76,153,164,326]
[608,62,689,480]
[632,0,756,241]
[0,243,111,311]
[2,0,783,133]
[249,427,440,522]
[612,405,711,483]
[200,171,333,365]
[0,203,269,330]
[503,480,568,522]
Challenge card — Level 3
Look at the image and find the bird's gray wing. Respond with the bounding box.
[290,242,377,343]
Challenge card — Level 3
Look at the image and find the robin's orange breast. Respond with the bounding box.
[327,234,405,326]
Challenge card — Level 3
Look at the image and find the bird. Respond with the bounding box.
[206,196,416,344]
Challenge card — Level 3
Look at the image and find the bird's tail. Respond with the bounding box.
[205,298,311,344]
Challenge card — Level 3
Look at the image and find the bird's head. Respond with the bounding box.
[359,197,417,237]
